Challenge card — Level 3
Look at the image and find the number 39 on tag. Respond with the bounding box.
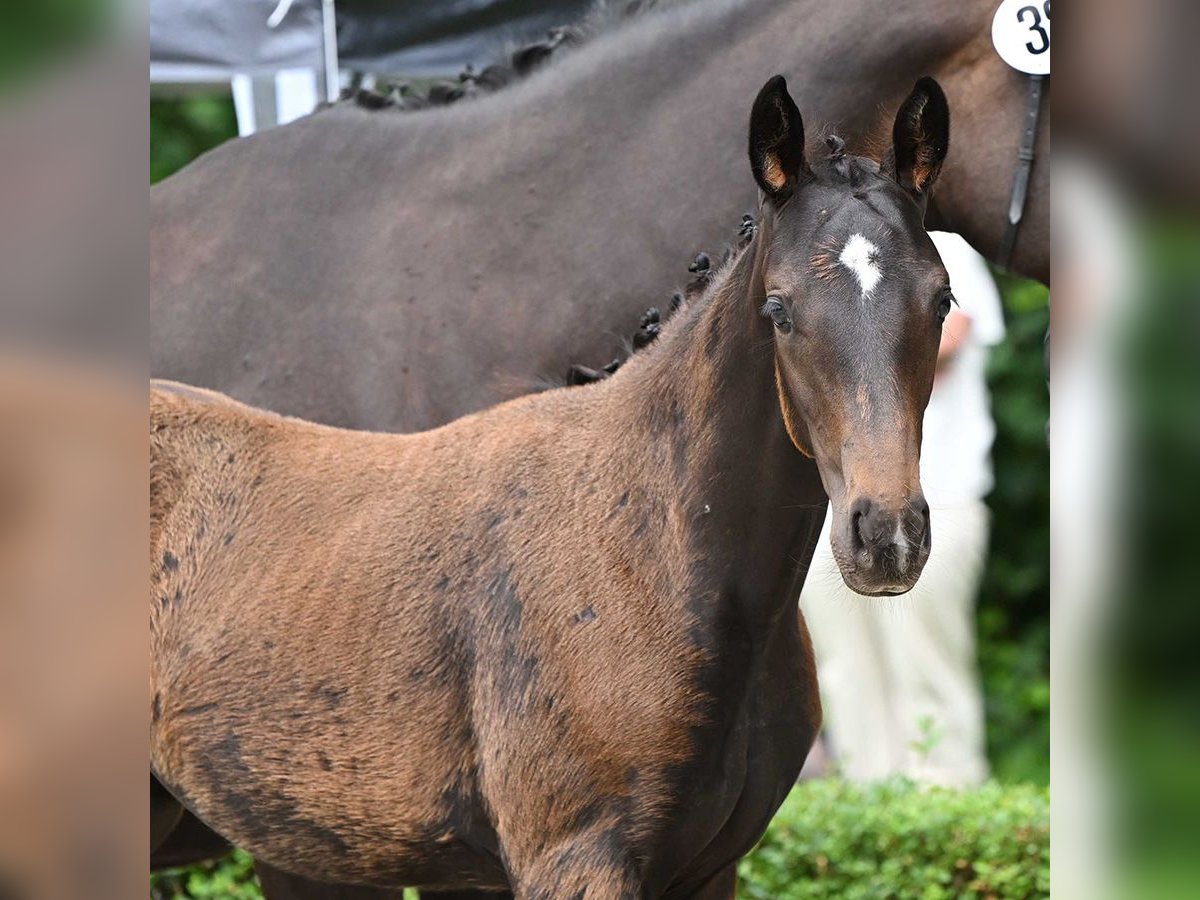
[992,0,1051,75]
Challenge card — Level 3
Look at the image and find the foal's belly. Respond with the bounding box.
[155,710,507,888]
[151,615,507,888]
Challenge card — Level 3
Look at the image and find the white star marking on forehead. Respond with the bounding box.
[839,232,882,297]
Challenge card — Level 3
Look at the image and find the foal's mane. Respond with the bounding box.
[326,0,691,115]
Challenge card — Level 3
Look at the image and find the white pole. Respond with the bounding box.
[321,0,340,103]
[267,0,297,29]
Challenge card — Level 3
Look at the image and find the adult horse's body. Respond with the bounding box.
[152,77,953,897]
[150,0,1047,435]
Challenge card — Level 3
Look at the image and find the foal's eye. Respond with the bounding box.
[936,290,955,323]
[762,296,793,334]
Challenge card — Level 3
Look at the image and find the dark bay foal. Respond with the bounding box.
[151,76,951,898]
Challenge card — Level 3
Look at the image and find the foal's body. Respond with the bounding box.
[152,246,824,896]
[152,77,950,897]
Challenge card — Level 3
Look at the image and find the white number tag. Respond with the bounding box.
[992,0,1051,75]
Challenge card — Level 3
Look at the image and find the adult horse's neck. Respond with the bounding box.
[605,229,827,636]
[525,0,1042,277]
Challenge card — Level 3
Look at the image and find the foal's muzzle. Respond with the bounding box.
[837,490,931,596]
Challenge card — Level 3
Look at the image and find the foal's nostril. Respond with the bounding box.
[850,497,892,551]
[849,497,874,551]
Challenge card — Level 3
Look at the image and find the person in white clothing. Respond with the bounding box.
[800,231,1006,786]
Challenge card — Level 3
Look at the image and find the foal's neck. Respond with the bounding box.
[605,231,828,628]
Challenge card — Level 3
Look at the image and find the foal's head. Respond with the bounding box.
[747,75,952,596]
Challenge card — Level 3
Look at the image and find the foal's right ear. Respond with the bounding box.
[887,76,950,198]
[748,75,810,203]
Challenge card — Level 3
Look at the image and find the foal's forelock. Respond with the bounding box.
[791,139,923,297]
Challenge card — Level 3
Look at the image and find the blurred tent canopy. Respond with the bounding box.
[150,0,591,83]
[150,0,591,133]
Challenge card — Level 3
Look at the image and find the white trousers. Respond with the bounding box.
[800,500,991,786]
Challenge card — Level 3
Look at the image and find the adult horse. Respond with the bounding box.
[150,0,1047,436]
[152,74,952,898]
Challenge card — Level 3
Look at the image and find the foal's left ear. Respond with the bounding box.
[748,75,810,203]
[887,76,950,199]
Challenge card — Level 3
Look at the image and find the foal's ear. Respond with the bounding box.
[748,75,810,203]
[887,76,950,198]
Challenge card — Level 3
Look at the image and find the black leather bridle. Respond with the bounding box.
[997,73,1047,270]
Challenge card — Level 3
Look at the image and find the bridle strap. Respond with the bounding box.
[997,73,1046,270]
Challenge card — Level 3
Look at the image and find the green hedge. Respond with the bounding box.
[151,850,260,900]
[738,779,1049,900]
[152,780,1048,899]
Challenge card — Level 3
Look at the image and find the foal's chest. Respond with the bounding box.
[648,625,821,893]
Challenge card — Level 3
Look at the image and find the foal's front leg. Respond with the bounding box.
[255,862,401,899]
[507,842,644,900]
[257,865,514,900]
[682,864,738,900]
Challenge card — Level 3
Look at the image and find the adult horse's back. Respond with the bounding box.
[151,0,1048,432]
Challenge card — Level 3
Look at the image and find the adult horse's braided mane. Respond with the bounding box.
[327,0,683,114]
